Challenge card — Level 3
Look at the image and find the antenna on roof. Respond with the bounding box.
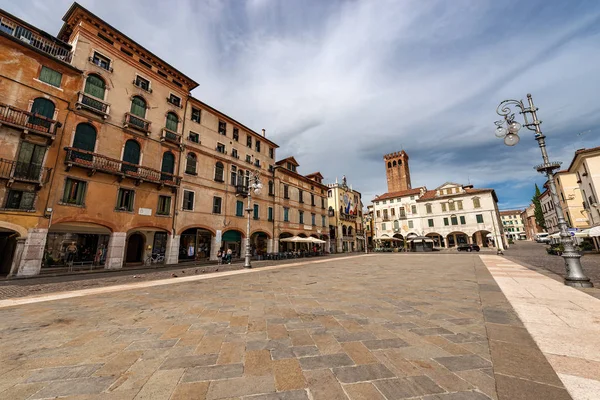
[467,175,471,185]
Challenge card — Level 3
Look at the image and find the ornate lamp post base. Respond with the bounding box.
[563,252,593,287]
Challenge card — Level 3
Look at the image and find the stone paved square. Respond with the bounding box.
[0,254,573,399]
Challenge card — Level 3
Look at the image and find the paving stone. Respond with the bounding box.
[362,338,410,350]
[332,363,395,383]
[273,358,306,391]
[26,363,103,383]
[244,390,309,400]
[482,308,521,326]
[299,353,354,370]
[374,375,444,399]
[333,331,377,342]
[444,333,487,344]
[456,370,498,400]
[160,354,218,370]
[421,391,494,400]
[133,368,183,399]
[30,376,115,399]
[291,346,320,357]
[341,342,378,364]
[170,381,210,400]
[195,335,225,354]
[495,374,571,400]
[218,342,246,365]
[206,375,276,399]
[289,330,315,346]
[271,347,295,360]
[182,364,244,382]
[303,369,347,400]
[245,350,273,376]
[411,327,455,336]
[161,324,191,339]
[343,382,386,400]
[127,339,178,351]
[485,323,537,347]
[311,333,343,354]
[434,355,492,371]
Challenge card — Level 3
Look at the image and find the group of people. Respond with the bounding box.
[217,248,233,265]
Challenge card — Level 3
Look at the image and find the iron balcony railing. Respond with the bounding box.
[0,102,59,137]
[162,128,181,144]
[64,147,181,187]
[340,213,358,221]
[0,16,72,63]
[0,158,48,184]
[124,112,151,134]
[235,184,249,196]
[76,92,110,117]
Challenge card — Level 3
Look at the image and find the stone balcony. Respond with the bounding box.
[123,112,151,135]
[0,158,50,188]
[75,92,110,119]
[0,102,59,139]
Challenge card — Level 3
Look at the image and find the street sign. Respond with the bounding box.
[570,231,575,237]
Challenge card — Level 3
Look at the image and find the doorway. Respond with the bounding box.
[126,233,144,263]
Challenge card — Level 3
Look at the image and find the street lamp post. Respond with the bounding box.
[494,94,592,287]
[238,170,262,269]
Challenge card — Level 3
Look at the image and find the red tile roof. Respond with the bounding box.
[372,188,423,202]
[499,210,523,215]
[417,188,496,202]
[567,146,600,171]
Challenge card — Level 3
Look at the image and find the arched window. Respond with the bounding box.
[161,151,175,181]
[130,96,146,118]
[122,139,140,173]
[230,165,237,185]
[387,162,391,168]
[214,161,224,182]
[348,227,353,235]
[166,112,178,132]
[72,123,97,161]
[186,153,197,174]
[84,74,106,99]
[342,226,347,236]
[392,160,397,167]
[29,98,55,131]
[393,220,399,230]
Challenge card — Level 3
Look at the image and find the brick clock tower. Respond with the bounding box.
[384,151,411,192]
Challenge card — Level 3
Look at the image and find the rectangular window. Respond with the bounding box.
[449,202,456,211]
[399,207,406,218]
[216,143,226,153]
[233,128,239,141]
[247,135,252,148]
[134,75,150,91]
[410,196,415,200]
[383,210,388,220]
[428,218,434,227]
[391,208,395,216]
[299,190,304,203]
[473,198,481,208]
[253,204,259,220]
[213,196,222,214]
[426,204,432,214]
[191,107,201,123]
[268,207,273,221]
[382,223,386,230]
[188,131,200,143]
[39,66,62,87]
[140,59,153,69]
[91,51,111,70]
[311,194,315,206]
[157,195,171,215]
[460,216,466,224]
[255,140,261,152]
[269,147,274,159]
[168,94,181,107]
[183,190,194,210]
[408,220,414,229]
[218,121,226,135]
[236,200,244,217]
[284,185,289,199]
[442,203,447,212]
[231,148,238,159]
[62,178,86,205]
[284,207,289,222]
[476,214,484,223]
[376,210,381,218]
[444,217,449,226]
[321,198,325,209]
[411,205,417,214]
[382,200,387,204]
[451,216,458,225]
[311,213,316,226]
[322,215,326,226]
[457,200,463,210]
[5,190,35,210]
[299,210,304,224]
[116,188,135,212]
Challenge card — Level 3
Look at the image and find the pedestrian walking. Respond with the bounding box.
[226,248,232,264]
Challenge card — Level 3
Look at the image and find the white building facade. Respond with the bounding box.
[500,210,527,240]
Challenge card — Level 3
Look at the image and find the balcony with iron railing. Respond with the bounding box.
[0,102,59,138]
[123,113,151,135]
[161,128,182,144]
[75,92,110,118]
[341,212,358,221]
[64,147,180,188]
[0,16,72,63]
[0,158,50,187]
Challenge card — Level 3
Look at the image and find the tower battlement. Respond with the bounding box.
[383,150,409,161]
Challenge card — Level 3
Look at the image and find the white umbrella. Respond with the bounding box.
[310,238,326,244]
[549,233,560,239]
[575,229,590,238]
[589,226,600,237]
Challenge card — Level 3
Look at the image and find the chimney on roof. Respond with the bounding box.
[262,129,266,137]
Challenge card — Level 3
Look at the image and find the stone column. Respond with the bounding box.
[105,232,126,269]
[467,235,473,244]
[274,238,280,254]
[15,228,48,276]
[165,234,180,265]
[210,235,219,261]
[267,239,273,253]
[326,238,331,253]
[8,238,26,277]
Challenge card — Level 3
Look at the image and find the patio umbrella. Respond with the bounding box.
[589,226,600,237]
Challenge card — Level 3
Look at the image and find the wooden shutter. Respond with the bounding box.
[84,75,106,99]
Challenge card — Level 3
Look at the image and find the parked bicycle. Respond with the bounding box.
[145,253,165,266]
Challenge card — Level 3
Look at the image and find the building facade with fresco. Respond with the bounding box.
[327,177,364,253]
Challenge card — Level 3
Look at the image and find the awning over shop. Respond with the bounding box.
[374,237,403,241]
[222,231,242,241]
[49,222,111,234]
[280,236,325,244]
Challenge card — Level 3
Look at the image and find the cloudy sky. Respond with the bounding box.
[4,0,600,209]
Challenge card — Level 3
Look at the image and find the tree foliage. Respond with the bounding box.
[532,184,546,230]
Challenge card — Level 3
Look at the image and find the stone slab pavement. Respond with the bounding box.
[0,253,571,399]
[480,255,600,400]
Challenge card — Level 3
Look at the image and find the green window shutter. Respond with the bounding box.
[130,96,146,118]
[444,218,449,226]
[236,201,243,216]
[123,140,140,165]
[166,113,178,131]
[253,204,259,219]
[476,214,484,223]
[84,75,106,99]
[39,66,62,87]
[268,207,273,221]
[75,181,85,205]
[460,216,466,224]
[73,123,97,153]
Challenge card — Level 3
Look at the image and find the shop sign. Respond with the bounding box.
[138,208,152,216]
